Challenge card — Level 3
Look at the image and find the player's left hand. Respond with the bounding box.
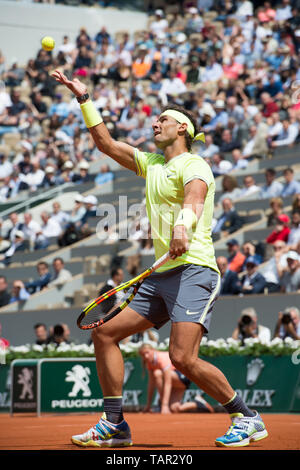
[169,225,189,259]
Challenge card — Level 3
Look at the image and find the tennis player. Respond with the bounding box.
[52,70,268,448]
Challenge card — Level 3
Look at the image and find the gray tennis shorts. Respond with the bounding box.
[130,264,221,333]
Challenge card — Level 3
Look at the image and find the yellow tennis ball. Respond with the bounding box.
[41,36,55,51]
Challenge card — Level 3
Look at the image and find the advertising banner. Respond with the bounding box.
[6,355,300,415]
[10,360,38,414]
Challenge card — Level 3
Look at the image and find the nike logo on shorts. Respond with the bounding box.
[186,309,199,315]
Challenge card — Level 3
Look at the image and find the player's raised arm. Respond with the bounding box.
[51,70,136,172]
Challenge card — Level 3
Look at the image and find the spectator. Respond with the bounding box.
[216,256,241,296]
[82,195,98,220]
[0,230,26,266]
[242,125,268,159]
[0,276,11,307]
[72,160,91,184]
[287,210,300,249]
[213,198,244,236]
[259,168,284,199]
[69,195,87,226]
[260,240,288,293]
[242,241,263,269]
[40,211,62,241]
[231,149,249,171]
[273,306,300,340]
[139,343,192,415]
[51,201,70,228]
[211,153,233,177]
[48,324,69,347]
[40,165,63,188]
[149,10,168,38]
[281,168,300,197]
[95,164,114,186]
[201,134,219,159]
[21,212,43,250]
[266,214,291,244]
[238,175,260,199]
[292,194,300,214]
[232,308,271,343]
[98,268,125,314]
[270,118,299,148]
[280,250,300,293]
[10,280,30,303]
[260,92,279,117]
[218,175,242,205]
[219,129,241,153]
[240,257,267,295]
[267,197,286,227]
[226,239,246,273]
[25,261,52,294]
[34,323,49,345]
[48,257,72,287]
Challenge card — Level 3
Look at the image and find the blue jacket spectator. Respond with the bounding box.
[240,257,267,295]
[25,261,52,294]
[281,168,300,197]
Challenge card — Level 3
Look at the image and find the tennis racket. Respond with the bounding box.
[77,251,170,330]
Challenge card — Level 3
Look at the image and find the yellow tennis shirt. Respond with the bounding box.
[134,149,219,274]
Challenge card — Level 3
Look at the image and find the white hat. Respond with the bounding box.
[84,195,97,205]
[215,99,225,108]
[155,9,163,16]
[45,166,55,173]
[286,250,300,261]
[75,194,84,203]
[15,230,24,239]
[78,160,89,170]
[176,33,187,43]
[189,7,198,14]
[21,140,33,151]
[63,161,74,170]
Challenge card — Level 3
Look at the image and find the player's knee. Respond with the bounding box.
[169,350,193,372]
[91,327,112,347]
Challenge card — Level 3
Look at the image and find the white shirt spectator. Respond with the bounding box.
[48,268,72,287]
[272,123,299,147]
[236,0,253,20]
[160,76,187,98]
[275,2,292,21]
[150,14,168,37]
[22,219,42,244]
[202,62,223,82]
[0,159,13,180]
[42,218,62,238]
[0,89,12,114]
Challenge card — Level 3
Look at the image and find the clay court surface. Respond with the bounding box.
[0,413,299,451]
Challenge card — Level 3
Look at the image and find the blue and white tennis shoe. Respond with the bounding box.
[215,411,268,447]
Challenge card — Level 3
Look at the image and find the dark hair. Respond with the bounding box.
[161,104,199,152]
[111,267,122,278]
[53,257,64,264]
[53,324,64,337]
[283,167,293,174]
[37,261,49,268]
[34,323,47,330]
[265,168,276,176]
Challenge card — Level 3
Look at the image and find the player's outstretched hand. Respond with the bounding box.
[51,69,87,98]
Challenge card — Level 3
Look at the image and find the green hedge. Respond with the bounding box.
[2,336,300,364]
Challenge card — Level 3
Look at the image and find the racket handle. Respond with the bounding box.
[151,251,170,271]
